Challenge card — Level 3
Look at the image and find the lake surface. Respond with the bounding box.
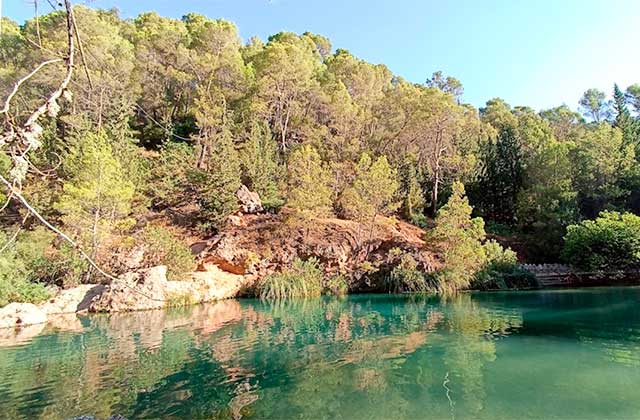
[1,288,640,419]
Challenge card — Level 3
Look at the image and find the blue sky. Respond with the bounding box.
[5,0,640,111]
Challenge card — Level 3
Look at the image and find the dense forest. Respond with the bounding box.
[2,4,640,304]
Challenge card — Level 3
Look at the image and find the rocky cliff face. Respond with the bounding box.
[194,212,438,292]
[1,212,434,327]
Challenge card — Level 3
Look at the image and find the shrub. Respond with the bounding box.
[428,182,486,293]
[0,277,50,308]
[142,226,195,280]
[258,257,323,300]
[165,291,197,308]
[385,254,430,294]
[0,228,52,307]
[324,274,348,296]
[562,211,640,271]
[472,240,535,290]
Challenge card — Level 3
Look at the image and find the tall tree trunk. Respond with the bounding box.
[431,170,439,217]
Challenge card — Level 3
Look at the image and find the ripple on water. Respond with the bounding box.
[1,290,640,419]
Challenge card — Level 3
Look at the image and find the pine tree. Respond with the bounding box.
[613,83,638,148]
[286,145,333,222]
[428,182,486,293]
[197,130,242,230]
[473,127,524,224]
[342,153,400,225]
[241,122,284,210]
[56,131,135,259]
[399,154,426,225]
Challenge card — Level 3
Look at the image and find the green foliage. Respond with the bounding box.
[148,141,196,208]
[141,226,195,280]
[572,124,635,218]
[429,182,487,293]
[385,254,430,294]
[56,131,135,257]
[472,127,524,224]
[398,155,426,224]
[287,145,333,222]
[472,240,535,290]
[197,132,243,231]
[0,228,53,307]
[258,258,324,300]
[562,211,640,271]
[0,277,50,308]
[612,84,639,152]
[579,88,609,122]
[342,153,400,222]
[241,123,284,211]
[5,5,640,291]
[324,274,348,296]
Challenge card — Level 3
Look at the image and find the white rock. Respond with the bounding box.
[0,303,47,329]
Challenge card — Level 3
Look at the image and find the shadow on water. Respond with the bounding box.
[0,288,639,419]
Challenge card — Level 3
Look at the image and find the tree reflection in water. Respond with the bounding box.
[3,290,640,419]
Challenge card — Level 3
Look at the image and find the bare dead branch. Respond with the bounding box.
[22,0,75,132]
[0,212,29,255]
[68,3,94,90]
[34,1,43,47]
[0,173,119,281]
[0,58,64,115]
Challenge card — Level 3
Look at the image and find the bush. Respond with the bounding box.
[142,226,195,280]
[428,182,486,293]
[385,254,430,294]
[472,240,535,290]
[165,291,197,308]
[562,211,640,271]
[0,277,50,308]
[258,257,323,300]
[0,228,52,307]
[324,274,348,296]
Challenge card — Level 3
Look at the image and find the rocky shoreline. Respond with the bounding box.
[0,207,437,331]
[0,262,249,331]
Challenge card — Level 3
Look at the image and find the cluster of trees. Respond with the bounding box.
[2,6,640,300]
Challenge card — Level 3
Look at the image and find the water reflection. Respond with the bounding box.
[0,289,640,419]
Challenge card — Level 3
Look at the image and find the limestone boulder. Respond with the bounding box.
[89,266,168,313]
[40,284,105,315]
[0,302,47,329]
[166,263,248,303]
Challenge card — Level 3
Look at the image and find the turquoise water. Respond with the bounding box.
[1,288,640,419]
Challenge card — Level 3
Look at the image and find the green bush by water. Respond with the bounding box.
[563,211,640,271]
[0,227,52,307]
[472,240,536,290]
[385,254,431,294]
[258,258,324,300]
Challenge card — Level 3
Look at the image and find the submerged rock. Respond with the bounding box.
[0,303,47,329]
[236,185,263,214]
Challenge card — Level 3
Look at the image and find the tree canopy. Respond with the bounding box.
[3,5,640,297]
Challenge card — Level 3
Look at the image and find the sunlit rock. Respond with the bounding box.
[0,302,47,329]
